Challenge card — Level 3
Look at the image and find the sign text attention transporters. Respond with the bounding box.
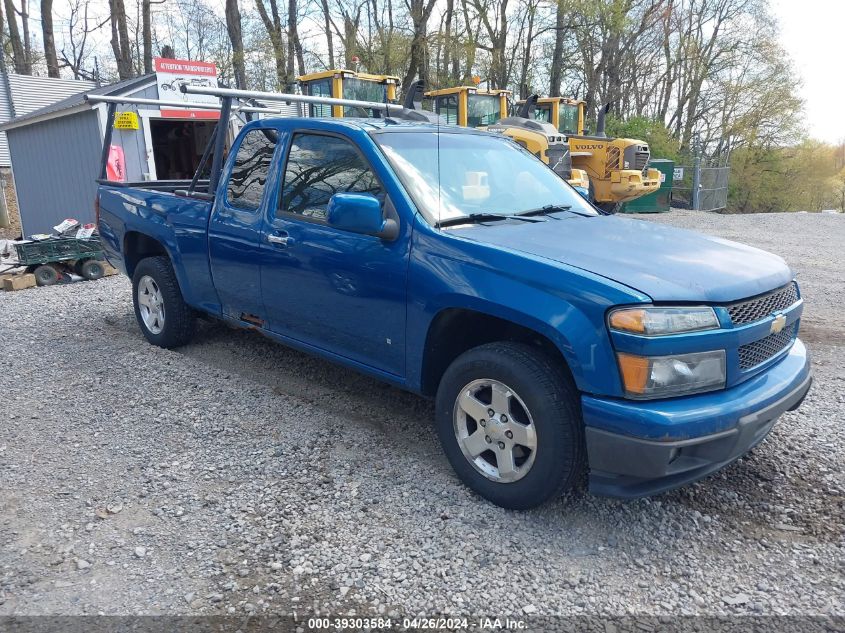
[154,57,219,119]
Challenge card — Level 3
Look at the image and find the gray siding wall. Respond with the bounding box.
[7,109,103,235]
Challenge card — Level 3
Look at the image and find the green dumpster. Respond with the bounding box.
[619,159,674,213]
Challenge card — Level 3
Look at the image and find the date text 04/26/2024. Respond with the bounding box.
[305,616,527,630]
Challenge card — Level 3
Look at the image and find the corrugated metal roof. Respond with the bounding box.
[0,73,96,166]
[0,74,155,132]
[6,74,96,117]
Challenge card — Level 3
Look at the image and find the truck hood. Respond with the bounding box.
[449,215,793,302]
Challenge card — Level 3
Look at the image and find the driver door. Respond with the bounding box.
[260,131,410,377]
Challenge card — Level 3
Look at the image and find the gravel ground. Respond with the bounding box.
[0,211,842,620]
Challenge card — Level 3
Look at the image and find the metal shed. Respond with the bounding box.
[0,75,162,235]
[1,71,306,236]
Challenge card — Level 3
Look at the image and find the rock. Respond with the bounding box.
[76,558,91,570]
[134,546,147,558]
[522,605,537,614]
[723,593,750,606]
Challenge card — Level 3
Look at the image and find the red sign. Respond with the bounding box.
[154,58,217,76]
[154,57,219,119]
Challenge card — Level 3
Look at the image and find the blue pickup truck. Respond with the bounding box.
[96,108,811,509]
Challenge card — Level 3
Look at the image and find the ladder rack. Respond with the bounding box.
[90,80,437,196]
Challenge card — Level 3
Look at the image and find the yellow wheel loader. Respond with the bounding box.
[523,97,661,212]
[424,86,590,198]
[297,69,400,118]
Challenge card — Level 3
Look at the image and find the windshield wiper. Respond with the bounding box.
[515,204,593,218]
[436,212,542,228]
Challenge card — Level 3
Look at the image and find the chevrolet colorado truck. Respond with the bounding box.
[96,113,811,510]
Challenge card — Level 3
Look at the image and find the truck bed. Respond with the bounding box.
[97,183,220,313]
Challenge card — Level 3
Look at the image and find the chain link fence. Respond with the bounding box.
[670,160,730,211]
[698,166,730,211]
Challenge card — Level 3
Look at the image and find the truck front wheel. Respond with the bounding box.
[435,342,585,510]
[132,256,195,348]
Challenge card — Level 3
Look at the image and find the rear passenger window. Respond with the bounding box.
[279,134,384,221]
[226,129,277,211]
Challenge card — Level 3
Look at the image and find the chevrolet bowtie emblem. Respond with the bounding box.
[771,314,787,334]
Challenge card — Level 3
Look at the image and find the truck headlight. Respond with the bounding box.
[609,306,719,336]
[617,350,726,398]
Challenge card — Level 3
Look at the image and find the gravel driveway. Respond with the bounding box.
[1,211,842,620]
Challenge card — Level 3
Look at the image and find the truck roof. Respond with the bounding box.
[248,116,490,135]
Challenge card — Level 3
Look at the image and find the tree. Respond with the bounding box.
[110,0,135,78]
[142,0,165,73]
[548,0,567,96]
[288,0,305,79]
[318,0,336,67]
[59,0,109,80]
[41,0,60,77]
[225,0,247,88]
[4,0,31,74]
[466,0,510,88]
[401,0,437,92]
[255,0,287,86]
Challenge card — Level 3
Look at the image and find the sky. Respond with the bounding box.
[771,0,845,143]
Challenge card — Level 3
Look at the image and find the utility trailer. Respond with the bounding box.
[5,237,106,285]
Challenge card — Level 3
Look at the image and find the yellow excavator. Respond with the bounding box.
[424,85,590,197]
[297,69,400,117]
[521,96,661,212]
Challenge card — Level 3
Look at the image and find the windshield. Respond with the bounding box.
[343,78,387,117]
[533,104,552,123]
[375,131,597,225]
[467,94,502,127]
[559,104,579,134]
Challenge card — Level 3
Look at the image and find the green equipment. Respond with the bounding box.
[620,159,675,213]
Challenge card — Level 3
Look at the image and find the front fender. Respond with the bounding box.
[406,222,649,396]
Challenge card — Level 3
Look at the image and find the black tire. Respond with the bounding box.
[33,264,59,286]
[435,342,585,510]
[80,259,105,280]
[132,256,195,348]
[73,259,87,276]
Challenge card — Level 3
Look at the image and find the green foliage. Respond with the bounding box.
[728,141,845,212]
[605,116,682,162]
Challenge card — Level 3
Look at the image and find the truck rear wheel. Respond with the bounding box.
[132,256,195,348]
[435,342,585,509]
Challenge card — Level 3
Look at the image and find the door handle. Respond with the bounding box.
[267,233,295,247]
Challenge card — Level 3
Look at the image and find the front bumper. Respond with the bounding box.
[608,168,661,201]
[583,339,811,498]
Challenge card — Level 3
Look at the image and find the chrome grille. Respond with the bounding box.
[727,282,799,325]
[738,324,796,370]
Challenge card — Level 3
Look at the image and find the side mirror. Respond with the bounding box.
[327,192,399,241]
